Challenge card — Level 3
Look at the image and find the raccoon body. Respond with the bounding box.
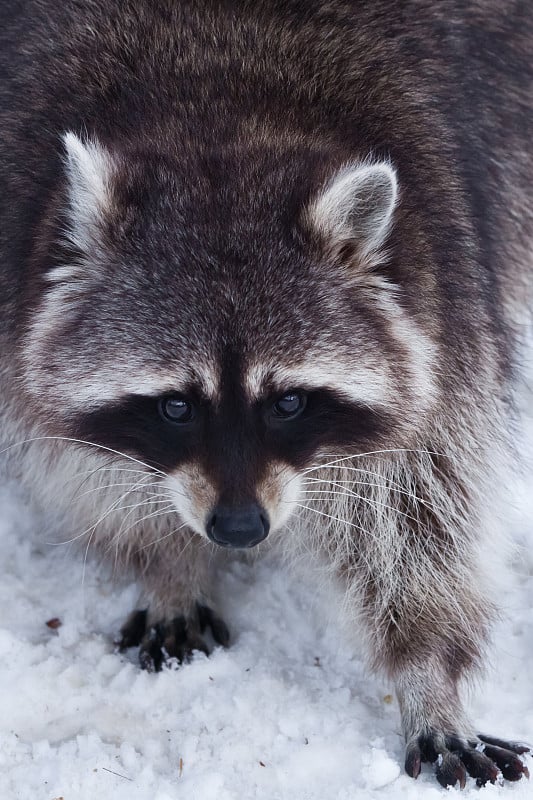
[1,0,532,788]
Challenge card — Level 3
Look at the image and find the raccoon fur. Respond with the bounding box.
[0,0,532,789]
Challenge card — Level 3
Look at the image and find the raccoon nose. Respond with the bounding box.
[206,504,270,549]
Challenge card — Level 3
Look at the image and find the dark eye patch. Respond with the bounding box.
[69,386,393,480]
[73,393,203,472]
[261,389,393,468]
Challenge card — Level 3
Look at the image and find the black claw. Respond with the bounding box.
[196,603,209,631]
[445,734,467,753]
[481,744,530,781]
[405,742,422,778]
[197,603,231,647]
[118,608,148,650]
[458,749,499,786]
[139,651,152,671]
[418,733,440,764]
[165,615,188,647]
[436,752,467,790]
[158,616,197,664]
[478,734,531,756]
[139,624,166,672]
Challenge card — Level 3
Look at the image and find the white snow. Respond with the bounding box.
[1,409,533,799]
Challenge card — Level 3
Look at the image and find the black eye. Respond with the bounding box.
[159,396,195,424]
[272,391,307,420]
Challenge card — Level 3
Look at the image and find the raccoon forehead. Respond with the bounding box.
[244,355,390,406]
[243,305,439,417]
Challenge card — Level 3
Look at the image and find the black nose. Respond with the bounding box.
[206,504,270,549]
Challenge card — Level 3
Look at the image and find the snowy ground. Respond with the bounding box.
[1,412,533,800]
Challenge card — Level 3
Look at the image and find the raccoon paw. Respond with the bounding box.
[405,730,530,788]
[118,603,230,672]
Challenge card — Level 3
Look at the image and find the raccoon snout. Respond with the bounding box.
[206,504,270,549]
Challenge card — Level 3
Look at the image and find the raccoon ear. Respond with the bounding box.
[307,162,398,260]
[62,132,114,249]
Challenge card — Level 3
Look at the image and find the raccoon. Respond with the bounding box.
[0,0,532,789]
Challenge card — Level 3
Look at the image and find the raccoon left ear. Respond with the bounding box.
[62,132,114,250]
[306,161,398,261]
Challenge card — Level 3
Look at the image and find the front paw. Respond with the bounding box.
[118,603,230,671]
[405,730,530,788]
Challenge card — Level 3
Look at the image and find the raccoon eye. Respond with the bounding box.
[272,391,307,420]
[158,396,194,424]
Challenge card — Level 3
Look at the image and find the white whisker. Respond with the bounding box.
[303,470,436,511]
[0,435,167,477]
[134,520,190,552]
[110,503,177,550]
[73,479,163,501]
[299,482,430,523]
[294,503,376,541]
[45,474,163,547]
[303,447,449,474]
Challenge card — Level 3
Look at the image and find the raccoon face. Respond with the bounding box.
[20,134,437,548]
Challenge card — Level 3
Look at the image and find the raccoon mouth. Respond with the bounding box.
[206,504,270,549]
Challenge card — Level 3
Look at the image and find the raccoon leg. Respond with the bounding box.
[343,467,531,788]
[378,588,531,788]
[117,532,229,670]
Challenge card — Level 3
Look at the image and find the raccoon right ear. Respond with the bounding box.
[62,132,114,250]
[306,161,398,262]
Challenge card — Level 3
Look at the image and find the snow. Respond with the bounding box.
[1,415,533,799]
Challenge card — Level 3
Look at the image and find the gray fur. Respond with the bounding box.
[0,0,531,787]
